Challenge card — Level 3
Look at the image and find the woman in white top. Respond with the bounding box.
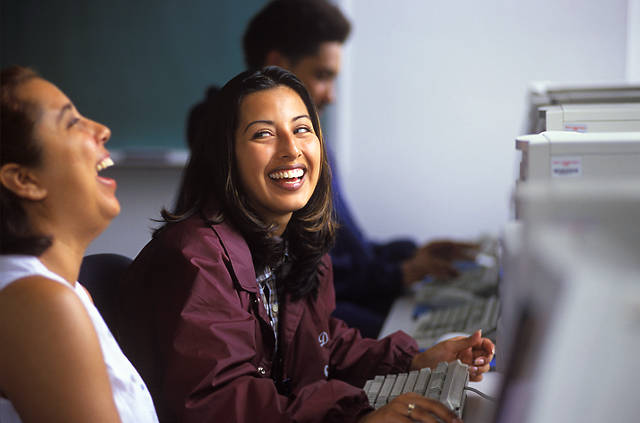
[0,66,158,423]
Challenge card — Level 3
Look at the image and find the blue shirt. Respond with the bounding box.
[327,146,417,309]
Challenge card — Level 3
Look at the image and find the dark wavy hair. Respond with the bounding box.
[243,0,351,68]
[163,66,336,301]
[0,65,53,255]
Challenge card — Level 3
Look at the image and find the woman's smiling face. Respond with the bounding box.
[19,78,120,233]
[234,85,321,233]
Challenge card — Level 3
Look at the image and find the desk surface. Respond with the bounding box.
[378,294,417,339]
[465,372,502,423]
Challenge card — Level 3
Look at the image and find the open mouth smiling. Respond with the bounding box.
[96,156,114,172]
[268,166,307,189]
[269,167,305,180]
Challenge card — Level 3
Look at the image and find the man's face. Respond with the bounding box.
[287,41,342,113]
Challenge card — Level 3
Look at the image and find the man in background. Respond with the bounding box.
[241,0,475,338]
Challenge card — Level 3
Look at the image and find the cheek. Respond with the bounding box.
[309,143,322,184]
[236,146,266,187]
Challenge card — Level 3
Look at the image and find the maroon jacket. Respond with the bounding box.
[117,215,418,423]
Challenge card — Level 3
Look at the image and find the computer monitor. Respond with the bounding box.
[524,81,640,133]
[495,179,640,422]
[515,131,640,184]
[495,220,523,374]
[495,226,640,423]
[540,103,640,133]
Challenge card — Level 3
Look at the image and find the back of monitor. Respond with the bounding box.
[515,130,640,184]
[524,81,640,133]
[496,179,640,423]
[541,103,640,132]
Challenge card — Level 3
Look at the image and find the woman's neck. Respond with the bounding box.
[38,235,87,285]
[272,215,291,237]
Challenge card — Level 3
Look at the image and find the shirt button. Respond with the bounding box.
[257,366,267,376]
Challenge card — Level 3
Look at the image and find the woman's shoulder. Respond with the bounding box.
[0,275,91,348]
[0,276,122,423]
[154,215,244,251]
[130,215,252,280]
[154,214,215,243]
[0,275,82,314]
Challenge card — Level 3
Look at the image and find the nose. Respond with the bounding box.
[279,132,302,159]
[315,83,335,112]
[94,121,111,145]
[325,81,336,105]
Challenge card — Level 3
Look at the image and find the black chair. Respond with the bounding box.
[79,253,132,338]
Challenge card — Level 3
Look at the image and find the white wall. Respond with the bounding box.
[629,0,640,80]
[86,166,183,258]
[332,0,629,244]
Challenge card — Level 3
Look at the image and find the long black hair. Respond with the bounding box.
[162,66,336,301]
[0,65,53,255]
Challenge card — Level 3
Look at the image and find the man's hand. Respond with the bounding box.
[401,240,479,285]
[422,240,479,263]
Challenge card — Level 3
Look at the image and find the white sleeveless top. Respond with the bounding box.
[0,255,159,423]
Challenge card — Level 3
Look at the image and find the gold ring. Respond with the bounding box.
[407,402,416,418]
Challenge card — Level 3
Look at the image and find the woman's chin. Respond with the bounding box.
[101,197,121,221]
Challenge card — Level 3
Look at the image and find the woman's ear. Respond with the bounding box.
[264,50,292,69]
[0,163,47,200]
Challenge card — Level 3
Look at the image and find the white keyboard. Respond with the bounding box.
[415,262,500,308]
[363,360,469,418]
[413,296,500,349]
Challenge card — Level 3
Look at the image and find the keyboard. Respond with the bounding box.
[414,264,500,308]
[476,235,500,258]
[363,360,469,418]
[413,296,500,350]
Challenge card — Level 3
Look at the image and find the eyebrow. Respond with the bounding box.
[318,68,337,77]
[292,114,311,122]
[243,114,311,133]
[56,103,73,124]
[244,119,273,133]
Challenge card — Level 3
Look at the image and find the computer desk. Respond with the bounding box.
[377,293,502,423]
[378,293,417,340]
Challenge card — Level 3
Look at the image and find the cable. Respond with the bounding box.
[464,386,497,402]
[481,325,497,337]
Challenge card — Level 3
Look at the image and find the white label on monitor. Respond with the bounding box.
[551,156,582,178]
[563,123,587,132]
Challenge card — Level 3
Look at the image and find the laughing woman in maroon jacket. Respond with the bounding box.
[117,67,494,423]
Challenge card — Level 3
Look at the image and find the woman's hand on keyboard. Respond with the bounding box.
[358,393,462,423]
[410,330,495,381]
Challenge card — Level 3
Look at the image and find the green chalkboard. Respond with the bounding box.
[1,0,267,150]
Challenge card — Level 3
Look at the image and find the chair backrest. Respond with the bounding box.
[79,253,132,338]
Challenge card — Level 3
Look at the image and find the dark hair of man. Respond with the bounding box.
[0,65,53,255]
[161,66,336,301]
[243,0,351,69]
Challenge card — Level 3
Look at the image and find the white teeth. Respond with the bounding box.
[269,168,304,179]
[96,157,114,172]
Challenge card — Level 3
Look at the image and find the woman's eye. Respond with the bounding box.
[252,130,271,139]
[67,117,80,129]
[294,126,311,135]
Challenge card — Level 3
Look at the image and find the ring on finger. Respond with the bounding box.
[407,402,416,418]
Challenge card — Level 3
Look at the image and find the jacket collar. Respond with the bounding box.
[207,217,317,352]
[209,220,258,293]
